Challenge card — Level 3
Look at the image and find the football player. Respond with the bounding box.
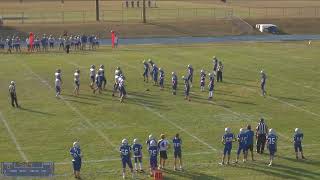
[146,134,157,148]
[142,60,150,83]
[89,65,96,89]
[73,69,80,96]
[158,134,169,169]
[245,125,255,161]
[55,69,62,97]
[152,64,159,85]
[220,127,234,165]
[99,65,107,90]
[235,128,247,163]
[132,139,144,172]
[260,70,267,97]
[293,128,305,160]
[200,69,206,91]
[70,141,82,179]
[48,35,55,49]
[113,67,122,96]
[58,36,65,51]
[93,71,103,94]
[171,72,178,95]
[148,59,154,78]
[187,64,194,87]
[183,76,190,101]
[118,75,126,103]
[173,133,183,171]
[148,140,158,177]
[119,139,134,179]
[159,68,165,90]
[208,73,214,100]
[213,56,218,75]
[266,128,277,166]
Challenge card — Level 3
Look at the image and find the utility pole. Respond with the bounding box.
[96,0,100,21]
[142,0,146,23]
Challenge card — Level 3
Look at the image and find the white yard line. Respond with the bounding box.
[68,62,86,69]
[129,95,218,152]
[112,61,218,151]
[22,63,117,150]
[245,87,320,119]
[0,112,28,162]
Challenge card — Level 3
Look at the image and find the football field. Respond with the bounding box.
[0,41,320,179]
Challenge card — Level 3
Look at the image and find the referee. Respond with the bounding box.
[9,81,19,108]
[256,118,268,154]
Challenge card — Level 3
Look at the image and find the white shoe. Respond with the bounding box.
[268,163,272,167]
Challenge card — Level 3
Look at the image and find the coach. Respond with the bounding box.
[256,118,268,154]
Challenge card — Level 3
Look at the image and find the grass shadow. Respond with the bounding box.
[19,107,56,116]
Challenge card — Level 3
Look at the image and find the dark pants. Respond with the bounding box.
[66,45,70,53]
[217,71,223,82]
[256,134,266,153]
[10,93,19,107]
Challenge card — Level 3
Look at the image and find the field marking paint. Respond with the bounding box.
[0,112,28,162]
[107,59,218,152]
[22,63,117,150]
[68,62,86,69]
[129,95,217,152]
[162,57,295,140]
[225,56,320,95]
[245,87,320,119]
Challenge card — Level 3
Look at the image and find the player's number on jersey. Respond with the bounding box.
[269,137,276,144]
[225,137,233,142]
[149,150,157,156]
[121,149,129,155]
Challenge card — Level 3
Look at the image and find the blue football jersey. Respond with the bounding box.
[267,134,277,149]
[148,146,158,159]
[237,133,248,147]
[132,143,142,157]
[172,137,182,152]
[70,147,81,161]
[223,133,234,148]
[119,145,131,159]
[245,130,254,145]
[293,133,303,145]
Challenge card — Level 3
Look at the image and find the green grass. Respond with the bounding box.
[0,42,320,179]
[2,0,320,24]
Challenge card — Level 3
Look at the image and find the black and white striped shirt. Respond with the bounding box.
[256,122,268,135]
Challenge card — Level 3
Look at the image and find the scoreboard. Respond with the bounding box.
[1,162,54,177]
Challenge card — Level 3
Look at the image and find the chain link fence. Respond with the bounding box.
[1,7,320,24]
